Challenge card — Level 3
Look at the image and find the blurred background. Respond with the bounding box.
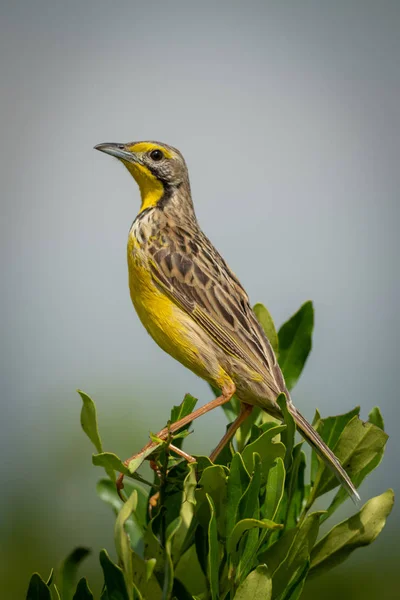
[1,0,399,597]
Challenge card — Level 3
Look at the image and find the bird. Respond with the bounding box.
[94,140,359,502]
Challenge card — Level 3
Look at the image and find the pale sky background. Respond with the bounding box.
[1,1,399,597]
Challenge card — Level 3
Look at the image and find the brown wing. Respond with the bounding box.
[147,226,283,393]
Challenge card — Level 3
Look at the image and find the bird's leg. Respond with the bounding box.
[209,403,253,462]
[117,383,236,495]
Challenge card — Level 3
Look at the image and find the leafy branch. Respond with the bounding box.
[26,302,393,600]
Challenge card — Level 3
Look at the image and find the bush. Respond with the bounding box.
[26,302,393,599]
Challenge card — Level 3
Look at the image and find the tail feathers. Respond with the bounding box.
[288,404,361,505]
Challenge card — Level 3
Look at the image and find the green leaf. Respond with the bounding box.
[242,426,286,487]
[259,511,322,599]
[127,443,163,475]
[226,453,250,533]
[206,495,220,600]
[285,444,306,530]
[117,517,162,599]
[312,406,361,447]
[115,490,138,599]
[174,545,207,597]
[72,578,94,600]
[195,465,228,537]
[100,588,109,600]
[259,524,295,575]
[100,549,129,600]
[311,407,360,484]
[170,393,198,423]
[93,452,129,474]
[248,420,282,446]
[171,579,193,600]
[59,548,90,600]
[277,559,309,600]
[45,569,54,587]
[263,457,285,521]
[26,574,52,600]
[194,524,208,579]
[368,406,384,430]
[277,301,313,391]
[310,489,394,577]
[236,407,263,453]
[314,416,388,499]
[237,453,262,523]
[97,479,148,551]
[143,519,165,572]
[163,517,183,600]
[276,394,295,470]
[172,463,197,561]
[93,452,152,487]
[79,390,103,453]
[145,559,156,582]
[52,585,61,600]
[194,455,213,477]
[253,303,279,355]
[235,454,262,581]
[228,518,282,556]
[131,556,162,600]
[233,565,272,600]
[321,430,387,523]
[169,394,198,449]
[79,390,115,481]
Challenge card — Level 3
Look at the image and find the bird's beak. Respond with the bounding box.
[94,143,137,162]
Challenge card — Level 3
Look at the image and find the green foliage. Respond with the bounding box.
[60,548,91,600]
[277,301,313,391]
[27,302,393,599]
[26,573,52,600]
[253,304,279,356]
[309,489,394,578]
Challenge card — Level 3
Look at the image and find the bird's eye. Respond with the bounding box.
[150,149,164,161]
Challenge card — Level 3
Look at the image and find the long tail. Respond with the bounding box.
[287,403,360,504]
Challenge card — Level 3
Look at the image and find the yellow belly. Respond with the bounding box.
[127,236,216,382]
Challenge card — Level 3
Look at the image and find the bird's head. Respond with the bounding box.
[94,140,189,212]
